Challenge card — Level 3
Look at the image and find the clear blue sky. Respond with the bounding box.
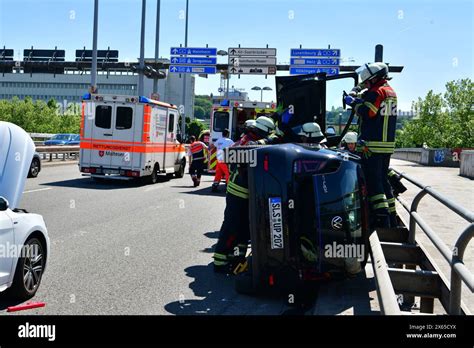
[0,0,472,110]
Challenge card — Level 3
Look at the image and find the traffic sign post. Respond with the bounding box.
[169,46,217,74]
[170,47,217,56]
[290,48,341,75]
[170,57,217,65]
[169,65,216,74]
[289,67,339,75]
[228,47,277,75]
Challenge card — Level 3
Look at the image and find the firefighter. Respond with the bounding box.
[291,122,326,144]
[344,62,398,228]
[213,116,276,273]
[211,129,234,192]
[341,131,358,152]
[187,135,208,187]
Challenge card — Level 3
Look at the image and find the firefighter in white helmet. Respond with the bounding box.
[344,62,398,228]
[292,122,326,144]
[341,131,358,153]
[213,116,276,273]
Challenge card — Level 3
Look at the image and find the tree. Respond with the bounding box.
[194,105,206,119]
[396,78,473,148]
[186,119,206,139]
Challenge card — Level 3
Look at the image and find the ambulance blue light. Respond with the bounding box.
[139,96,151,104]
[220,99,230,106]
[82,93,91,100]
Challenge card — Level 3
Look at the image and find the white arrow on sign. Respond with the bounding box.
[229,57,277,66]
[228,47,276,57]
[229,66,277,75]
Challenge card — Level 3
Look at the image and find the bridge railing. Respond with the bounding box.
[391,167,474,315]
[35,145,80,162]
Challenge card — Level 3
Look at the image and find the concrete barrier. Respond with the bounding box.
[460,150,474,179]
[393,148,460,167]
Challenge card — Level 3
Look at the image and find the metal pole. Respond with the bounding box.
[225,73,230,99]
[138,0,146,96]
[375,44,383,63]
[181,0,189,135]
[153,0,161,94]
[90,0,99,93]
[260,89,263,102]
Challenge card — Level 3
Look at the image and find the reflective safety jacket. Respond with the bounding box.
[188,141,208,161]
[355,79,397,154]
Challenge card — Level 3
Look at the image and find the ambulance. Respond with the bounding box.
[208,100,276,171]
[210,100,276,143]
[79,94,186,183]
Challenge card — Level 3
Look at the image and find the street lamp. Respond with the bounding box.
[251,86,272,102]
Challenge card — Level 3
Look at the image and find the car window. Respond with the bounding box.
[168,113,175,133]
[213,112,229,132]
[95,105,112,129]
[116,106,133,130]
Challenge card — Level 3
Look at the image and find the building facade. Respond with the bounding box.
[0,70,195,118]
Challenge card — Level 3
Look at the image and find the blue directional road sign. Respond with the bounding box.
[170,47,217,56]
[290,49,340,57]
[170,57,217,65]
[289,67,339,75]
[169,65,217,74]
[290,58,340,66]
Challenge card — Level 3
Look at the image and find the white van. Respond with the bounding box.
[79,94,186,183]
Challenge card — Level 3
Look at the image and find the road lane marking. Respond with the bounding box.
[23,188,53,194]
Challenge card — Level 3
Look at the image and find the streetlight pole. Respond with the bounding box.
[90,0,99,93]
[153,0,161,94]
[138,0,146,96]
[181,0,189,136]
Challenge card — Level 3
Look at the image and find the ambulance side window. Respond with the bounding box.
[95,105,112,129]
[116,106,133,130]
[168,114,175,133]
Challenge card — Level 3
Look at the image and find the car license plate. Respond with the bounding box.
[268,197,284,249]
[104,169,119,175]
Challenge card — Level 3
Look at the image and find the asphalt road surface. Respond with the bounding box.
[0,163,294,315]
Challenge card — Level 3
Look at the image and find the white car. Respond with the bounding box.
[0,122,50,300]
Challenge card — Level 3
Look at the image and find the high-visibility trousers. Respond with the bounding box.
[361,154,391,228]
[213,162,230,184]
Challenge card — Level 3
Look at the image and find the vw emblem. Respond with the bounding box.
[331,216,343,230]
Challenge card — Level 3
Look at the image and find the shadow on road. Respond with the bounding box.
[41,175,171,190]
[0,292,27,311]
[176,186,227,197]
[164,263,238,315]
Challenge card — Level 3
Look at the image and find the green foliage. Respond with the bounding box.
[194,95,212,119]
[186,119,206,139]
[397,79,473,148]
[0,97,80,134]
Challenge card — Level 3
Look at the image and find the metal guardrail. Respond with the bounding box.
[36,145,79,162]
[390,167,474,315]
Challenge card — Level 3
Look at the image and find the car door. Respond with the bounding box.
[90,103,114,168]
[0,210,14,285]
[165,110,178,169]
[110,103,136,169]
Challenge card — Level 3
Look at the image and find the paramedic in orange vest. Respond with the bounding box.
[187,136,208,187]
[211,129,234,192]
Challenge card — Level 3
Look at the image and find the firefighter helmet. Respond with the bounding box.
[294,122,324,138]
[356,62,389,84]
[254,116,275,135]
[244,119,256,129]
[342,131,358,144]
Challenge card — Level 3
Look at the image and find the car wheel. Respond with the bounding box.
[147,164,159,184]
[175,160,185,178]
[28,158,40,178]
[10,237,46,300]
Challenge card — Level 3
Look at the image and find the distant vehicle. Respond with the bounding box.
[44,133,79,146]
[79,94,186,183]
[0,122,50,300]
[28,152,41,178]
